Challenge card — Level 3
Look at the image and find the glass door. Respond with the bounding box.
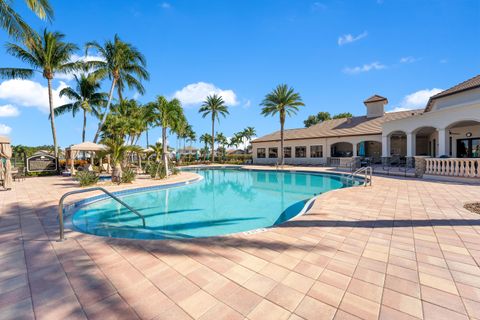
[457,138,480,158]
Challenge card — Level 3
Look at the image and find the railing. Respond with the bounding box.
[58,187,146,241]
[425,158,479,178]
[328,157,355,170]
[346,166,372,187]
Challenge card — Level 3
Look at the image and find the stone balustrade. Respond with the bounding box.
[425,158,479,178]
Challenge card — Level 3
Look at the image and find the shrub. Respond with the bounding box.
[75,171,99,187]
[121,168,136,183]
[146,162,179,179]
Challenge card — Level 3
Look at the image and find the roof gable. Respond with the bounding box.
[364,95,388,104]
[425,74,480,111]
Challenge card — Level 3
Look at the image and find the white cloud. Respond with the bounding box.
[0,79,72,113]
[173,82,239,106]
[133,92,140,100]
[343,62,386,74]
[338,31,368,46]
[0,124,12,135]
[0,104,20,117]
[160,2,171,9]
[242,99,251,108]
[396,88,443,110]
[400,56,418,64]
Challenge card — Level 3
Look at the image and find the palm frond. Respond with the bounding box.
[0,67,34,79]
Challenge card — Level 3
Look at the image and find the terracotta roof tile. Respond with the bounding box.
[252,110,422,143]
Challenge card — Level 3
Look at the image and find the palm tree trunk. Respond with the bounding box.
[211,115,215,163]
[280,113,285,166]
[47,78,59,160]
[162,126,169,178]
[146,127,149,147]
[82,109,87,142]
[93,78,117,143]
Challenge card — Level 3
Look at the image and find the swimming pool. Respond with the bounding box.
[70,168,360,240]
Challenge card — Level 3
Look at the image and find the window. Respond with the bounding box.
[284,147,292,158]
[268,147,278,158]
[295,146,306,158]
[310,145,323,158]
[257,148,266,158]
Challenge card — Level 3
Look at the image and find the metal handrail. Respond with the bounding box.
[346,166,372,187]
[58,187,146,241]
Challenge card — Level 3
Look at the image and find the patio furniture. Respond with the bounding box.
[12,167,26,181]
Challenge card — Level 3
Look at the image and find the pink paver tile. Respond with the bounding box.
[419,273,458,295]
[379,306,421,320]
[281,271,315,294]
[308,281,345,307]
[384,274,420,298]
[339,292,380,320]
[462,298,480,319]
[258,262,290,282]
[293,260,324,279]
[422,301,469,320]
[382,288,423,319]
[162,276,201,303]
[456,282,480,302]
[177,290,218,319]
[222,286,262,316]
[154,304,193,320]
[266,283,305,312]
[248,299,290,320]
[198,302,243,320]
[353,267,385,287]
[83,294,140,320]
[420,285,466,315]
[294,296,336,320]
[334,309,362,320]
[319,269,352,290]
[347,278,383,303]
[243,273,277,297]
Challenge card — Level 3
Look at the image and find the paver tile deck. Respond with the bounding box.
[0,167,479,319]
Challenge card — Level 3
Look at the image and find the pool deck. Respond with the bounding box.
[1,167,480,320]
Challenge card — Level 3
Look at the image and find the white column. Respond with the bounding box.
[352,143,357,157]
[437,128,447,157]
[382,135,389,157]
[406,132,414,157]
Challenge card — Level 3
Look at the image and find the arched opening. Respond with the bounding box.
[447,120,480,158]
[357,141,382,163]
[389,131,407,157]
[330,142,353,157]
[413,126,437,157]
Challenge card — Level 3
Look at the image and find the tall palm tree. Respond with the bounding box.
[0,29,78,158]
[261,84,305,165]
[148,96,185,177]
[0,0,53,40]
[242,126,256,153]
[198,94,229,163]
[55,74,107,142]
[186,128,196,147]
[86,34,149,143]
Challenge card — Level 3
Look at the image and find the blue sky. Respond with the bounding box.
[0,0,479,148]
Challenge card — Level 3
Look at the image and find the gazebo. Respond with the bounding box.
[0,136,13,190]
[65,142,109,174]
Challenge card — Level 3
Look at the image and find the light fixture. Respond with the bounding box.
[466,132,472,137]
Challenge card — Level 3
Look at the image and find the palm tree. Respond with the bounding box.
[0,0,53,40]
[241,126,256,153]
[215,132,228,161]
[199,133,212,161]
[186,128,196,147]
[86,34,149,143]
[198,94,229,163]
[261,84,305,165]
[103,137,141,183]
[55,74,107,142]
[148,96,185,177]
[0,29,78,158]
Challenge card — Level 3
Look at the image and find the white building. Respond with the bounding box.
[252,75,480,179]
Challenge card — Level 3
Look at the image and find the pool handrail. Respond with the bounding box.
[58,187,146,241]
[346,166,372,187]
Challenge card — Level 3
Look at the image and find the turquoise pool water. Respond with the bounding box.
[71,168,358,240]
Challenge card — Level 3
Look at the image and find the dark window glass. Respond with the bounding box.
[257,148,266,158]
[295,146,306,158]
[284,147,291,158]
[268,147,278,158]
[310,145,323,158]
